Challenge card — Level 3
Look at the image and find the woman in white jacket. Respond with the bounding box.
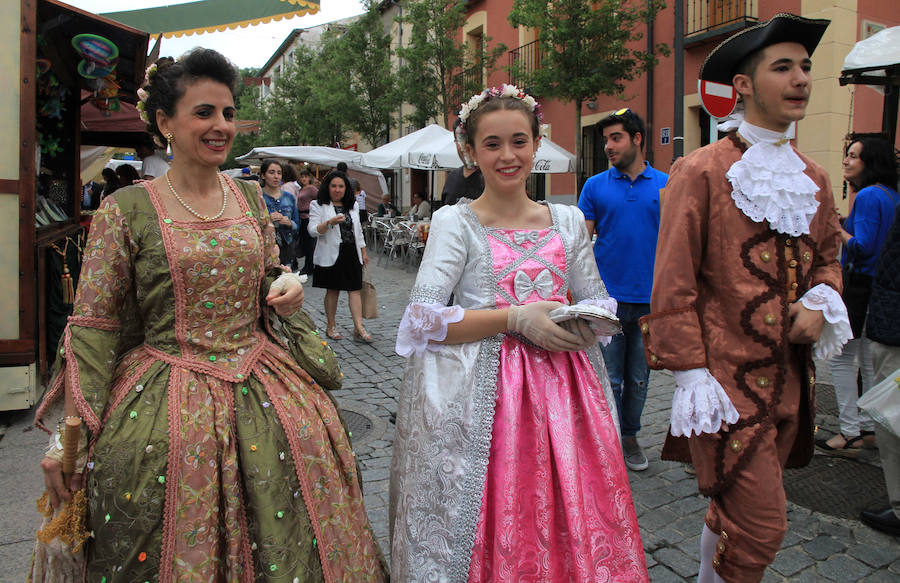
[308,171,372,341]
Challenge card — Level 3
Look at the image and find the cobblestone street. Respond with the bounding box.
[2,256,898,581]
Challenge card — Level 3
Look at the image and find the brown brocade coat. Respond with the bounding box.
[640,134,843,497]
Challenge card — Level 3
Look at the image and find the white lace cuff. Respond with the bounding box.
[671,368,740,437]
[576,298,618,346]
[396,302,466,358]
[799,283,852,360]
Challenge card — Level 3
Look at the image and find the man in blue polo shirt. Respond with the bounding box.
[578,108,668,471]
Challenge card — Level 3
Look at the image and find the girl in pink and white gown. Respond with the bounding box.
[390,86,647,583]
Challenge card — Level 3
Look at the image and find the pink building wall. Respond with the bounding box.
[464,0,898,191]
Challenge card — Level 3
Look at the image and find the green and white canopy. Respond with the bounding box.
[102,0,320,39]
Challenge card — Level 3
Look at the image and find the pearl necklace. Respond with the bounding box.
[165,171,228,221]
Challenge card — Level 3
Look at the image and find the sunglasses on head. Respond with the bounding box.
[613,107,636,120]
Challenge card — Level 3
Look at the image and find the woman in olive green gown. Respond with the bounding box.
[36,49,386,583]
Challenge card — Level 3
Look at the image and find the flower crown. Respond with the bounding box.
[454,84,543,161]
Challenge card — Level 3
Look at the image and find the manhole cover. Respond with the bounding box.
[342,409,373,442]
[784,455,888,519]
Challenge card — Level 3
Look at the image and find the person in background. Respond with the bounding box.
[135,135,170,179]
[100,167,119,200]
[407,192,431,221]
[36,47,385,581]
[577,108,667,472]
[640,14,850,581]
[281,163,301,199]
[861,203,900,536]
[442,116,485,205]
[238,166,258,181]
[817,135,900,454]
[260,158,299,270]
[350,177,368,224]
[115,163,140,187]
[308,170,372,343]
[296,169,319,275]
[377,193,397,217]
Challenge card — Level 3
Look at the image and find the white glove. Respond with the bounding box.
[559,318,600,350]
[507,301,588,352]
[670,368,740,437]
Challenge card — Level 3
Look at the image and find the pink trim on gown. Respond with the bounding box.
[467,229,647,583]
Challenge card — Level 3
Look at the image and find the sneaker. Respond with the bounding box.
[623,437,649,471]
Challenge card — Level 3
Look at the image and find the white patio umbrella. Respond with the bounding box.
[236,145,364,167]
[235,145,388,196]
[401,130,576,174]
[360,124,455,170]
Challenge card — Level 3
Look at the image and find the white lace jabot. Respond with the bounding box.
[726,120,819,237]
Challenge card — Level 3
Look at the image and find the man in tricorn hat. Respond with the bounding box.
[639,13,852,582]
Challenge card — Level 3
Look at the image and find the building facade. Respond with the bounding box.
[457,0,898,208]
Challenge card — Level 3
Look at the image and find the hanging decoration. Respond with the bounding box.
[71,34,119,79]
[49,239,74,304]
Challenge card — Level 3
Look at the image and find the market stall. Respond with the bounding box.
[0,0,148,410]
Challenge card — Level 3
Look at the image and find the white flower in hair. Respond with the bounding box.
[500,84,519,98]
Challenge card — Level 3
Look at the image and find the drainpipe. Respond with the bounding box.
[673,0,685,161]
[645,1,655,166]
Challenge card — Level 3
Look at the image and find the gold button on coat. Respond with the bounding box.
[649,353,659,364]
[789,259,798,268]
[761,251,772,262]
[756,376,770,388]
[785,238,793,247]
[764,314,776,326]
[717,541,726,552]
[641,323,649,334]
[802,251,811,263]
[790,282,799,290]
[729,439,743,453]
[809,375,816,386]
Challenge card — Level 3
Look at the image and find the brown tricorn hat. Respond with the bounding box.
[699,13,830,86]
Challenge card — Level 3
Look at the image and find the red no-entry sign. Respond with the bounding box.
[699,80,739,119]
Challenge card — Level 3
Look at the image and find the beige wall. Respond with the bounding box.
[800,0,858,214]
[0,2,20,182]
[0,2,20,338]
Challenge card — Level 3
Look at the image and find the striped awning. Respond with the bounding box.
[102,0,320,39]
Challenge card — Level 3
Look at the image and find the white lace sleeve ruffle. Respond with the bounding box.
[726,141,820,237]
[575,297,618,346]
[670,368,740,437]
[396,302,466,358]
[799,283,853,360]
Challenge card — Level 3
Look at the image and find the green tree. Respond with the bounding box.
[259,45,344,146]
[396,0,506,129]
[508,0,668,190]
[225,86,264,168]
[220,68,263,168]
[332,0,398,147]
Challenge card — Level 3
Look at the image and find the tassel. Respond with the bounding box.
[61,264,75,304]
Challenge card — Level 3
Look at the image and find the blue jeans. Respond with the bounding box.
[600,302,651,438]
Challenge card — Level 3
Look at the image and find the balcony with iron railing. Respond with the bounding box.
[449,64,484,111]
[685,0,757,46]
[507,39,541,94]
